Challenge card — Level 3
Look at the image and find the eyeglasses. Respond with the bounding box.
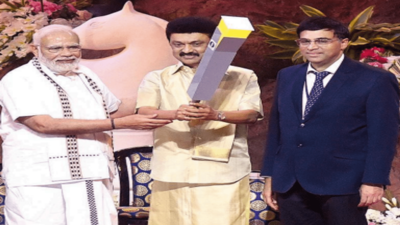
[295,38,339,47]
[37,45,82,53]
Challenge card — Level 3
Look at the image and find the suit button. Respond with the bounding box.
[300,123,305,127]
[297,144,303,147]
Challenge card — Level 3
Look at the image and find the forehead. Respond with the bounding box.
[41,31,79,46]
[170,33,210,43]
[299,29,335,39]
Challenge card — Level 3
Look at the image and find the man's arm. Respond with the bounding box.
[182,102,260,124]
[359,70,400,206]
[110,98,136,118]
[262,177,279,211]
[17,114,171,135]
[138,103,260,124]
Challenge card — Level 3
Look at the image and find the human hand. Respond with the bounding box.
[174,103,217,121]
[358,183,384,207]
[262,177,279,211]
[116,114,171,130]
[187,102,218,120]
[175,104,193,121]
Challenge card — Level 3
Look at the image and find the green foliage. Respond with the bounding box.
[257,5,400,63]
[0,0,25,11]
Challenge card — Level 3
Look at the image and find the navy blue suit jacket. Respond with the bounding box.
[261,57,399,195]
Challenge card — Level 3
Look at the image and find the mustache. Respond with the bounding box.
[179,52,200,57]
[55,56,78,61]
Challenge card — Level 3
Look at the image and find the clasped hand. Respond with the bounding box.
[175,102,217,121]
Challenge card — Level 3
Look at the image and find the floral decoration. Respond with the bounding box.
[358,46,400,86]
[0,0,48,70]
[30,0,77,20]
[366,193,400,225]
[0,0,92,70]
[359,47,388,69]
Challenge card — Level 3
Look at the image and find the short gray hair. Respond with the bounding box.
[32,25,79,45]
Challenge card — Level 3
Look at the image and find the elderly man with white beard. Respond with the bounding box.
[0,24,171,225]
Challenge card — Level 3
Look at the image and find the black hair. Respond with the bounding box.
[166,16,217,41]
[297,17,350,39]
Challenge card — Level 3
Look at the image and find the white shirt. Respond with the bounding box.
[0,60,121,187]
[302,54,345,117]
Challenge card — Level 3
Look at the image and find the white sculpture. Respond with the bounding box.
[74,1,177,150]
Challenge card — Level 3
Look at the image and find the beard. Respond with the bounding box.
[38,52,80,74]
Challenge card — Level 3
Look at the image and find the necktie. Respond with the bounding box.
[304,71,330,117]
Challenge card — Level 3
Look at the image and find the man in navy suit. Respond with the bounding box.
[261,17,399,225]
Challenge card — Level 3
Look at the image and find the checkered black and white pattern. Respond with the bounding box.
[85,180,99,225]
[32,58,113,179]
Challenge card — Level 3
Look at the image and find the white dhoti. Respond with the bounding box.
[149,175,250,225]
[5,179,117,225]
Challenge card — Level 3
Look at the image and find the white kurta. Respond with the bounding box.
[0,60,120,225]
[0,60,120,187]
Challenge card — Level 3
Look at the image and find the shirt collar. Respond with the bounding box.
[307,54,344,74]
[170,61,197,75]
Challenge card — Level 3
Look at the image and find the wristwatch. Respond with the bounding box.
[217,111,226,121]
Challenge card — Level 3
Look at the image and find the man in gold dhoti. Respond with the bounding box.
[136,16,263,225]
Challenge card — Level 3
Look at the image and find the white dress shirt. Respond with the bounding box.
[302,54,345,117]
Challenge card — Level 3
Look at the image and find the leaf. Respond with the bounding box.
[300,5,326,17]
[0,0,17,9]
[370,23,399,29]
[266,39,298,49]
[258,26,297,40]
[348,36,370,45]
[284,27,298,34]
[283,22,299,29]
[262,20,286,30]
[369,37,394,46]
[348,6,374,33]
[291,49,304,63]
[374,27,393,33]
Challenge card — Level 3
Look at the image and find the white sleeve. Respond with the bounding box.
[0,71,50,121]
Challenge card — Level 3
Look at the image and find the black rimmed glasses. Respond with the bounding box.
[295,38,339,47]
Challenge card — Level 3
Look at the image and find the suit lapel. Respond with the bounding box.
[291,65,308,122]
[303,57,356,121]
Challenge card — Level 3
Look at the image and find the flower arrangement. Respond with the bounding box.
[358,46,400,86]
[0,0,48,70]
[359,47,388,69]
[366,191,400,225]
[0,0,92,71]
[29,0,77,20]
